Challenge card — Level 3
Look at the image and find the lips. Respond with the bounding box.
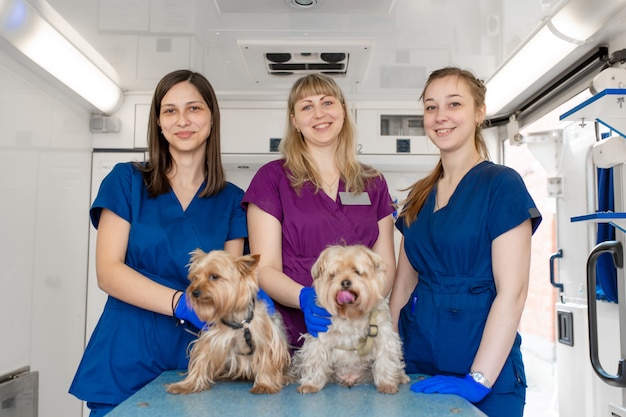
[175,131,195,138]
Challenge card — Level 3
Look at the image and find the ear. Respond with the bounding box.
[236,253,260,275]
[290,114,299,132]
[310,250,328,281]
[189,248,207,264]
[364,246,387,291]
[476,103,486,126]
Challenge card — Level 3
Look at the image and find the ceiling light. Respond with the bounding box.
[485,0,622,118]
[0,0,123,114]
[286,0,323,10]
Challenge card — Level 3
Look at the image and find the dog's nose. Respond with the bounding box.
[341,280,351,289]
[192,289,201,298]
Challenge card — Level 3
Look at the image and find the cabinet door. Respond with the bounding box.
[220,108,285,154]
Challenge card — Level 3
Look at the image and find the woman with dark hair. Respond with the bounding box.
[69,69,247,416]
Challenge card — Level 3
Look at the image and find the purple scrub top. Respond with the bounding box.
[242,159,394,347]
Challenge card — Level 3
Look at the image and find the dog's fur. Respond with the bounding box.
[292,244,410,394]
[167,249,291,395]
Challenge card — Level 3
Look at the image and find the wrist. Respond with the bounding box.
[468,370,492,389]
[172,290,183,318]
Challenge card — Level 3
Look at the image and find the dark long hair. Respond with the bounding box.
[135,69,225,197]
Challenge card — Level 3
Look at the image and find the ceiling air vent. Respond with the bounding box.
[265,52,348,76]
[238,40,374,83]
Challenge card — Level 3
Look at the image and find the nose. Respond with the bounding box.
[434,108,448,123]
[341,279,352,289]
[176,112,191,126]
[313,103,324,118]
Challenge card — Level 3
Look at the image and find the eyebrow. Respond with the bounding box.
[424,93,462,102]
[161,100,204,107]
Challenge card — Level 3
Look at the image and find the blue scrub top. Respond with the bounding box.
[69,162,247,405]
[397,161,541,397]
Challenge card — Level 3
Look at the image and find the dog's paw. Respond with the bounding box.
[400,373,411,384]
[297,384,321,394]
[166,381,207,395]
[250,383,282,395]
[376,383,400,394]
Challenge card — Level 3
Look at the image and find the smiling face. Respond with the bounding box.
[422,75,486,154]
[291,93,345,149]
[158,81,212,157]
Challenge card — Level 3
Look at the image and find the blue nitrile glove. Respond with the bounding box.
[298,286,331,337]
[411,374,491,403]
[256,288,276,315]
[174,291,208,330]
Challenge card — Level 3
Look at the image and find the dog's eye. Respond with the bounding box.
[209,274,220,280]
[354,269,363,276]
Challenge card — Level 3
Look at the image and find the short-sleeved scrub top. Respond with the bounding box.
[397,161,542,415]
[242,159,394,348]
[69,162,247,406]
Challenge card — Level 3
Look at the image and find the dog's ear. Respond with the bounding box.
[236,253,260,275]
[311,247,330,282]
[189,248,207,264]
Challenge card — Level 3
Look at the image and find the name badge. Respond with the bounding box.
[339,192,372,205]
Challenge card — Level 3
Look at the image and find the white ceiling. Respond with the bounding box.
[20,0,626,117]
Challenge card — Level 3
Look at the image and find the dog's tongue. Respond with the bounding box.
[337,290,355,305]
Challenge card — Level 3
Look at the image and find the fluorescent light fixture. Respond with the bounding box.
[485,0,623,117]
[485,24,578,117]
[0,0,122,114]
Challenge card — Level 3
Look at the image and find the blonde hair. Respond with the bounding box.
[280,73,379,194]
[400,67,490,225]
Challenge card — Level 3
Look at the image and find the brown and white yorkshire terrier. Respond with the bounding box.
[167,249,291,395]
[292,245,410,394]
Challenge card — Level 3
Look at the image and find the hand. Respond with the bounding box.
[299,287,331,337]
[256,288,276,315]
[410,374,491,403]
[174,291,208,330]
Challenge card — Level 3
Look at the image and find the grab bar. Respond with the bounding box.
[587,240,626,387]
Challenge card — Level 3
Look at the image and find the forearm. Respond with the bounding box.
[97,262,178,316]
[471,291,527,385]
[257,265,303,309]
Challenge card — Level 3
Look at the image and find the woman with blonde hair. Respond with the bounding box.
[389,67,542,416]
[243,73,396,348]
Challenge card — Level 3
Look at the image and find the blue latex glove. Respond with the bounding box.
[298,287,331,337]
[256,288,276,315]
[174,291,208,330]
[411,374,491,403]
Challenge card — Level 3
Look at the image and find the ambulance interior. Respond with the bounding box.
[3,0,626,416]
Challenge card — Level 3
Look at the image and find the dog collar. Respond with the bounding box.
[220,299,255,355]
[334,309,379,356]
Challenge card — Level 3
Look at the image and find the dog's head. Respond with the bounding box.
[311,245,386,320]
[185,249,260,323]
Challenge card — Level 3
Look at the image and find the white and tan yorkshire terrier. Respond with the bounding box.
[167,249,291,395]
[292,244,410,394]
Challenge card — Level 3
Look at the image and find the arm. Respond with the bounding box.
[470,219,532,385]
[388,240,418,331]
[95,208,179,316]
[224,238,245,258]
[372,214,397,297]
[247,203,303,308]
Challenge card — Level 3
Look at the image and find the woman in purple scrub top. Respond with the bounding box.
[242,73,396,349]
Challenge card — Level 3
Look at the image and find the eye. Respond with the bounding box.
[301,104,312,111]
[425,105,436,112]
[353,269,363,276]
[208,274,219,280]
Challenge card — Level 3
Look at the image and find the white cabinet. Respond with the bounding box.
[220,106,286,154]
[355,108,439,155]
